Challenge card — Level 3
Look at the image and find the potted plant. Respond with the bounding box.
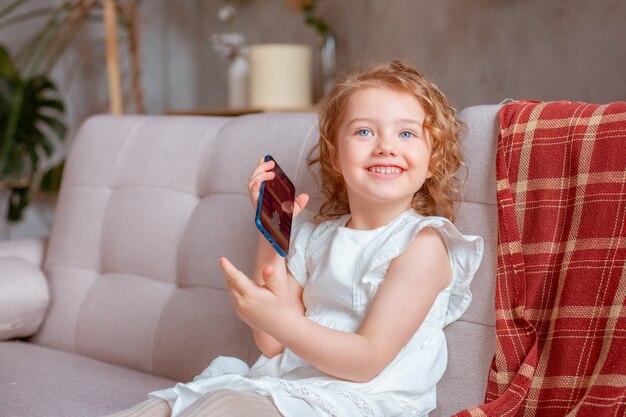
[0,0,144,231]
[0,43,66,224]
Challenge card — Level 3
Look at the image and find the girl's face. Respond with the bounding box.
[335,87,432,214]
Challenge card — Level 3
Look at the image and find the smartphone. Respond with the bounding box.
[254,155,296,257]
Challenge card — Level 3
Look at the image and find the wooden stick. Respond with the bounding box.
[104,0,123,114]
[125,2,145,114]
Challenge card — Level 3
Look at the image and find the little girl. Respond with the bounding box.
[110,60,483,417]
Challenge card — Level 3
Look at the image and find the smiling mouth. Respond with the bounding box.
[368,166,403,175]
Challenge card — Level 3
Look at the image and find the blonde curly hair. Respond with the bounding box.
[308,60,465,222]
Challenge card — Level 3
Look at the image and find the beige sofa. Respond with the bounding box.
[0,105,500,417]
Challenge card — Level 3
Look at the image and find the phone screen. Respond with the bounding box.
[255,155,296,257]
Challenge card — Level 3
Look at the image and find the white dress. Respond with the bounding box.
[150,209,484,417]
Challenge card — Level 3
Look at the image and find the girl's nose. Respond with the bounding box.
[375,135,397,156]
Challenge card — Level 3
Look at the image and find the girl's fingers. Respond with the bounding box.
[248,158,276,207]
[220,257,249,296]
[248,173,276,207]
[293,193,310,218]
[248,171,275,191]
[248,158,275,184]
[262,264,289,298]
[261,264,277,292]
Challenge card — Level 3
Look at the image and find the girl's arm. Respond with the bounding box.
[245,156,309,357]
[222,227,451,382]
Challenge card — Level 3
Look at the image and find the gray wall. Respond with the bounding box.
[144,0,626,113]
[170,0,626,110]
[2,0,625,122]
[1,0,625,238]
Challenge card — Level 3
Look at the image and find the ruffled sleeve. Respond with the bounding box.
[433,219,484,326]
[286,209,316,287]
[365,213,484,327]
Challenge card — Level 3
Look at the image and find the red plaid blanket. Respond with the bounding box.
[455,100,626,417]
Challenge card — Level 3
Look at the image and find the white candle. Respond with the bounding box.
[249,44,312,110]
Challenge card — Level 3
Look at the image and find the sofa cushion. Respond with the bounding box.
[429,104,503,416]
[0,341,174,417]
[0,239,49,340]
[435,321,496,416]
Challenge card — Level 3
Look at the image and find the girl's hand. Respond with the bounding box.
[248,156,310,218]
[220,257,298,334]
[248,157,276,209]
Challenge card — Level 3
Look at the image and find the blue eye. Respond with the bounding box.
[399,131,415,139]
[356,129,373,137]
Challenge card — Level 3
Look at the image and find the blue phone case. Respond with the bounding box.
[254,155,295,257]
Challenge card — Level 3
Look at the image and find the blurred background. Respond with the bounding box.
[1,0,625,239]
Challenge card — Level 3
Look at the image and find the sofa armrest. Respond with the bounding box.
[0,238,50,340]
[0,237,47,266]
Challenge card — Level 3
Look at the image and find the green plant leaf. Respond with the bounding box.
[26,74,55,92]
[36,113,66,140]
[0,44,18,79]
[0,146,27,184]
[0,79,24,173]
[38,97,64,112]
[0,0,29,22]
[40,160,63,193]
[0,6,59,29]
[14,2,71,76]
[24,128,50,155]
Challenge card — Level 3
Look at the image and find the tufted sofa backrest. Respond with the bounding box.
[434,104,500,415]
[32,113,321,381]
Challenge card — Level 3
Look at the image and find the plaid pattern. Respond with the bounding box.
[454,101,626,417]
